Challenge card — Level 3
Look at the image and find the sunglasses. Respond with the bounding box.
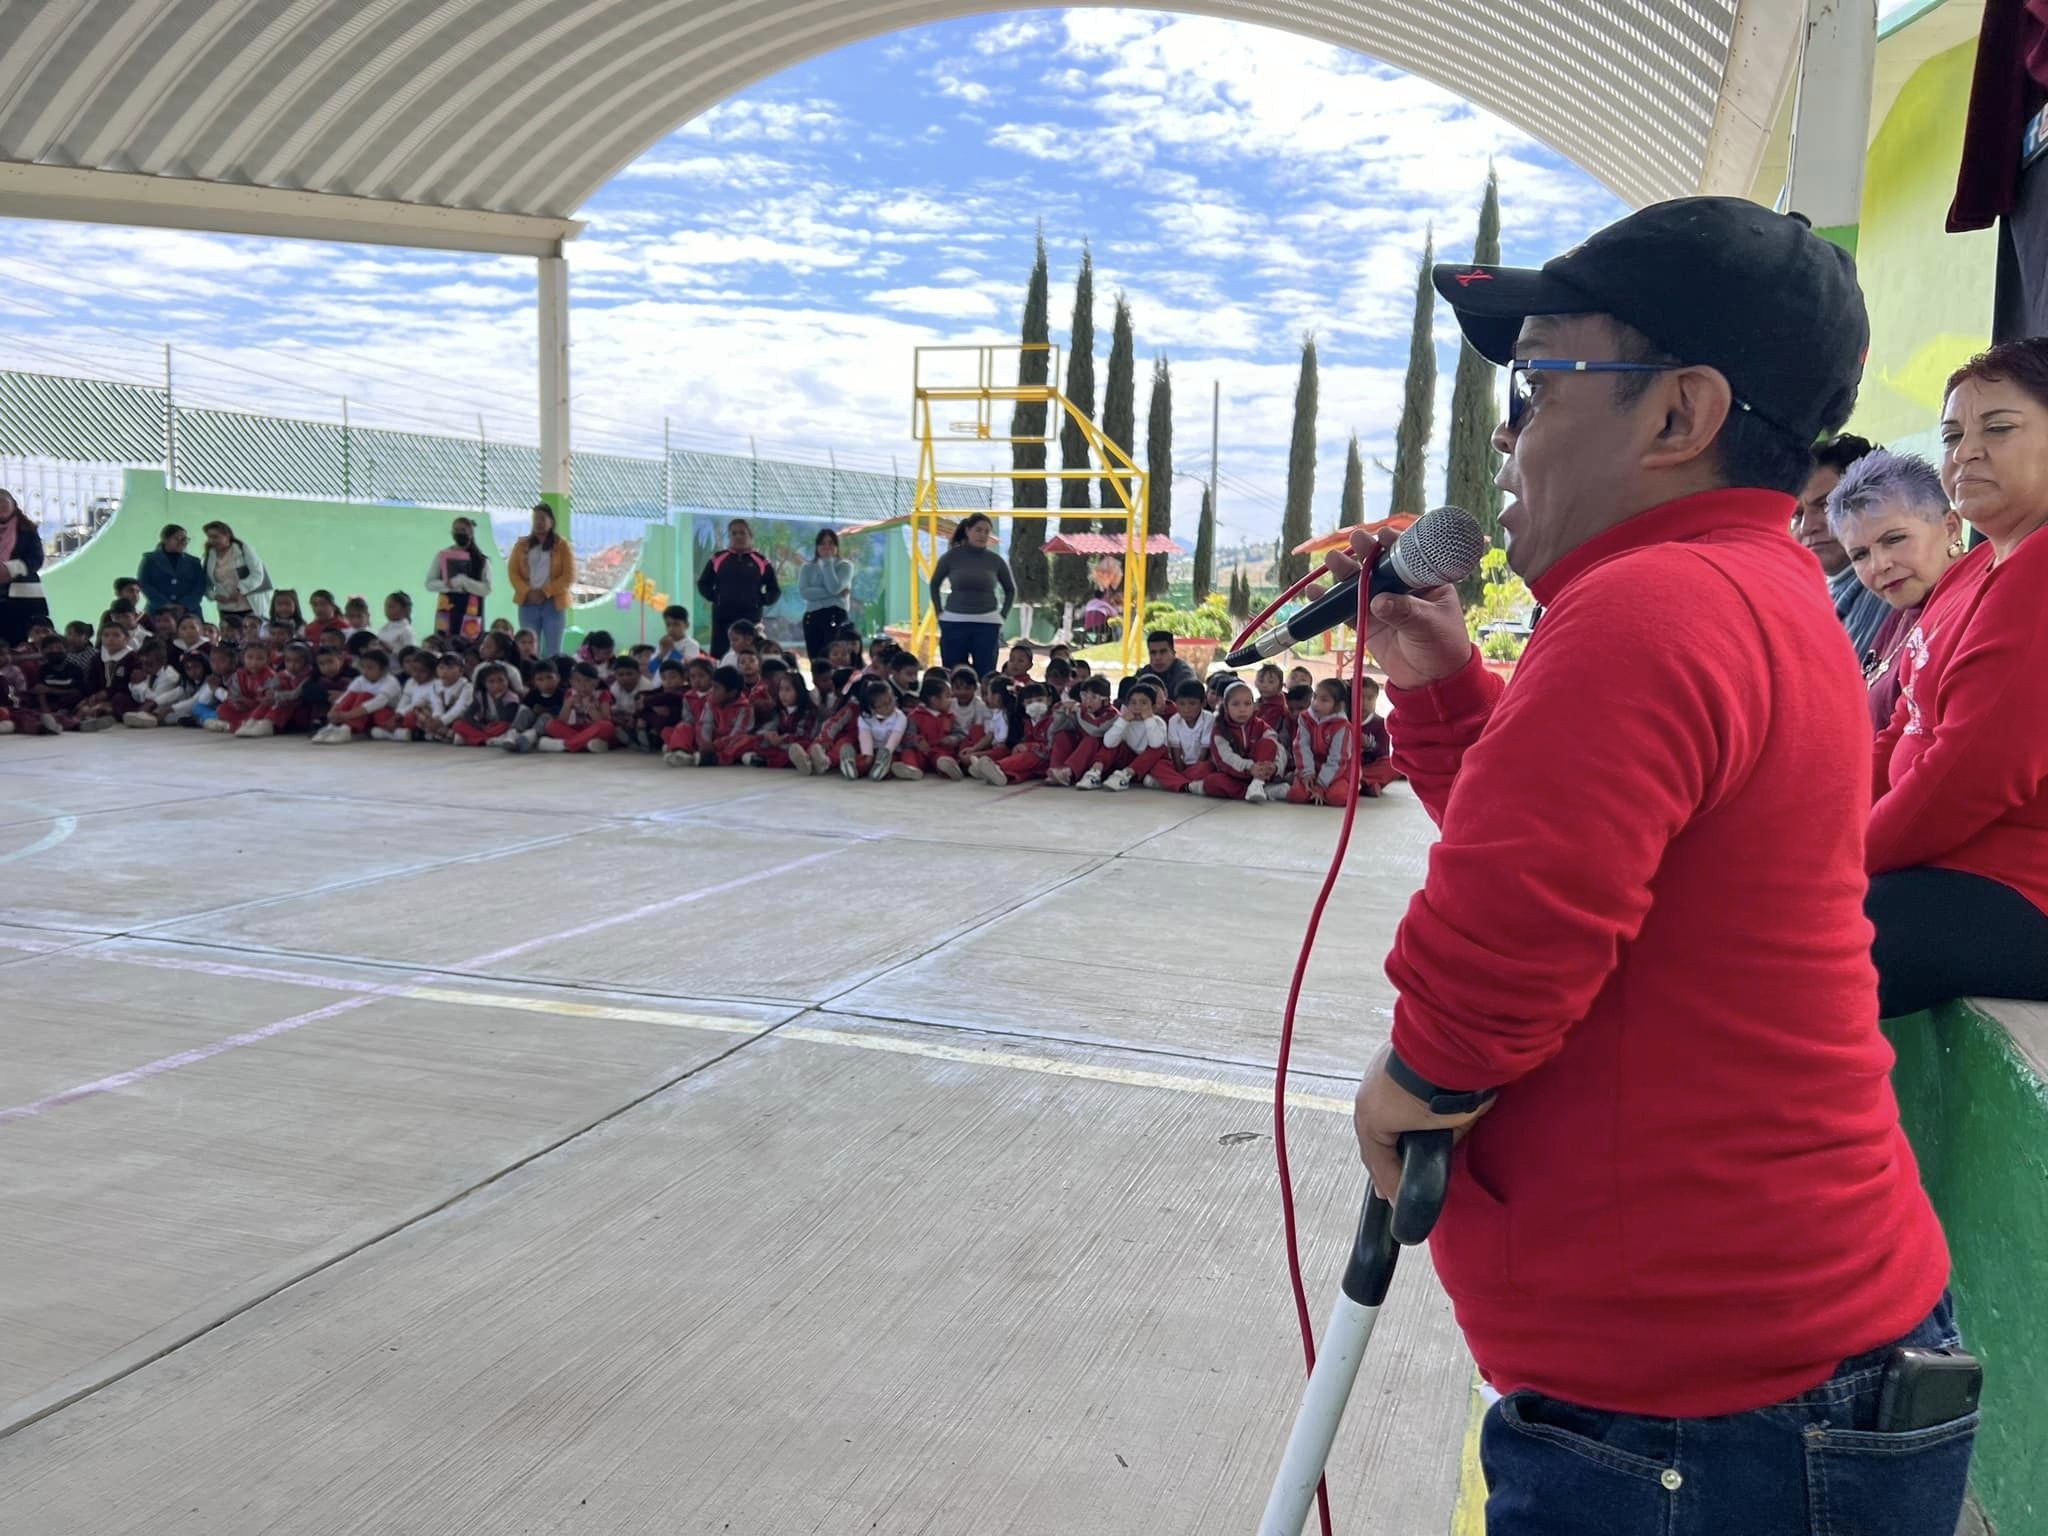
[1506,359,1685,433]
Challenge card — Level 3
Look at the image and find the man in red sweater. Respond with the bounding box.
[1339,200,1973,1533]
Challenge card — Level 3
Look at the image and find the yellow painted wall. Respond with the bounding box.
[1852,39,1996,454]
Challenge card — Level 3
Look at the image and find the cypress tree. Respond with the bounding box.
[1101,293,1137,520]
[1389,230,1436,519]
[1276,333,1318,586]
[1339,433,1364,527]
[1192,483,1216,602]
[1447,169,1504,600]
[1144,354,1172,598]
[1053,244,1097,613]
[1008,229,1052,607]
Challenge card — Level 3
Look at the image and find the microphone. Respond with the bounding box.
[1222,505,1487,668]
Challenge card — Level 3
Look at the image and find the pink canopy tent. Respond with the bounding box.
[1041,532,1182,557]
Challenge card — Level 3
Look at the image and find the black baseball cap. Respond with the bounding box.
[1433,196,1867,445]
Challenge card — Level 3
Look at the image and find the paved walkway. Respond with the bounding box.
[0,730,1474,1534]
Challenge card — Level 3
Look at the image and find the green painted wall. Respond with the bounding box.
[1887,1003,2048,1534]
[47,471,509,632]
[1853,41,1996,453]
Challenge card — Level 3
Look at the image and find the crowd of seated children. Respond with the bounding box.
[2,597,1395,807]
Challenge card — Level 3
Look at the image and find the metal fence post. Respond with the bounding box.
[163,344,178,490]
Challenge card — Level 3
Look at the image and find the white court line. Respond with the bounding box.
[0,804,78,866]
[0,844,854,1124]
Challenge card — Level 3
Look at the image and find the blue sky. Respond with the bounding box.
[0,8,1626,551]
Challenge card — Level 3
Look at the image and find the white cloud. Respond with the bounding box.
[934,74,991,105]
[865,285,999,319]
[618,153,796,189]
[974,18,1053,56]
[679,97,843,144]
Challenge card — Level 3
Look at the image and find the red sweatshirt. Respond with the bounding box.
[907,703,960,753]
[1870,532,2048,915]
[1385,490,1946,1417]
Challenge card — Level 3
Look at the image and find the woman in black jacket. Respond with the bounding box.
[0,490,50,647]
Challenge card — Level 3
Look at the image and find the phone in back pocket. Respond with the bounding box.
[1875,1348,1982,1433]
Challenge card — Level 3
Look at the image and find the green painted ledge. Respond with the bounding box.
[1886,999,2048,1535]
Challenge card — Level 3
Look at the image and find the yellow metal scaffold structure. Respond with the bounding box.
[909,343,1150,675]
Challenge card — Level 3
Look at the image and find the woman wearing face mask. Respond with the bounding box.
[1867,340,2048,1016]
[426,517,493,641]
[0,490,49,647]
[1824,449,1965,732]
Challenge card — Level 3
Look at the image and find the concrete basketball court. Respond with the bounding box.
[0,728,1477,1535]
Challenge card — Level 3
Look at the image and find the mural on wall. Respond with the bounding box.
[690,513,889,647]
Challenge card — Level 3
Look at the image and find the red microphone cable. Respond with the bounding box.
[1228,551,1378,1536]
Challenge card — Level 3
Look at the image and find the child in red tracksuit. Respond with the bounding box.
[452,662,525,746]
[1194,680,1283,801]
[1287,678,1356,806]
[665,663,753,766]
[845,678,913,780]
[1150,680,1215,792]
[1085,679,1169,792]
[312,649,400,743]
[970,681,1054,786]
[542,662,618,753]
[809,666,862,775]
[957,675,1014,770]
[207,641,275,733]
[237,643,315,737]
[1252,663,1289,736]
[1354,676,1398,796]
[1049,675,1119,785]
[753,671,819,773]
[905,675,966,779]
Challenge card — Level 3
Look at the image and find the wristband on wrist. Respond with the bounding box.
[1385,1048,1498,1117]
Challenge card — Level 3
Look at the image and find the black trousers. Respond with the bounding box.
[708,607,757,660]
[1867,866,2048,1017]
[801,605,847,663]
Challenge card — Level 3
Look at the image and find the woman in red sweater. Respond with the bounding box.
[1867,339,2048,1016]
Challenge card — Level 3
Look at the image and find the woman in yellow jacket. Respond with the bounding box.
[509,503,575,658]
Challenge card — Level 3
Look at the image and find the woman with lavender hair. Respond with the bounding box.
[1825,448,1965,732]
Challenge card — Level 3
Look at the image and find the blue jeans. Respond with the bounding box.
[1480,1297,1976,1535]
[940,618,1000,676]
[518,601,566,659]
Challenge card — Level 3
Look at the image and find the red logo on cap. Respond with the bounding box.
[1453,271,1493,287]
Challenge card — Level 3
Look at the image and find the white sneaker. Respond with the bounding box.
[869,751,892,781]
[739,751,762,766]
[936,756,963,780]
[1142,774,1162,790]
[492,733,520,748]
[1104,769,1132,792]
[1074,766,1103,791]
[235,719,275,739]
[971,756,1007,786]
[387,728,412,743]
[664,749,698,767]
[0,720,14,735]
[123,711,159,729]
[313,725,347,744]
[809,744,832,774]
[1245,779,1268,803]
[369,727,392,741]
[839,745,859,780]
[788,746,814,776]
[203,717,232,733]
[537,737,567,753]
[889,761,923,780]
[1048,767,1073,787]
[1186,779,1206,797]
[586,738,610,753]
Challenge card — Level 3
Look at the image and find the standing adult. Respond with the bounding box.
[696,518,781,658]
[1823,449,1966,731]
[137,524,207,615]
[1135,630,1199,697]
[798,528,854,662]
[1794,433,1893,654]
[426,516,493,642]
[201,520,273,628]
[927,512,1014,675]
[0,489,49,647]
[509,502,574,658]
[1866,338,2048,1017]
[1341,200,1965,1533]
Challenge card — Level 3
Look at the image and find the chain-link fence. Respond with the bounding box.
[0,365,989,523]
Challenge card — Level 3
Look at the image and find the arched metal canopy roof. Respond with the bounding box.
[0,0,1800,255]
